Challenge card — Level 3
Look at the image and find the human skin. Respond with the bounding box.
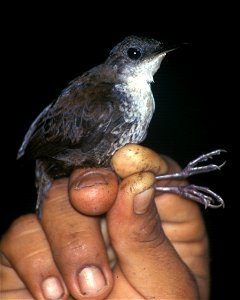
[0,144,209,299]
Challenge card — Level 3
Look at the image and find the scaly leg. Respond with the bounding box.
[155,149,226,208]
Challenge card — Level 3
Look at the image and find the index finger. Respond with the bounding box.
[111,143,203,220]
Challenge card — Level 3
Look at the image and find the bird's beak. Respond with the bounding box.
[156,42,188,55]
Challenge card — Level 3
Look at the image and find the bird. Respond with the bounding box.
[17,35,225,216]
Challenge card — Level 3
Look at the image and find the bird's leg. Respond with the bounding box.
[155,149,226,208]
[35,160,53,218]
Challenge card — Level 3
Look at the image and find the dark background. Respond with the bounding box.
[1,6,236,299]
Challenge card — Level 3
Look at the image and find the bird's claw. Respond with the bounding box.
[155,149,226,208]
[155,184,225,208]
[185,149,227,176]
[155,149,226,180]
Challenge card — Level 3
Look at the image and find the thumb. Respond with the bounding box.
[107,171,199,299]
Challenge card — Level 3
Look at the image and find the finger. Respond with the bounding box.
[107,265,144,299]
[112,145,207,238]
[0,214,68,300]
[107,171,199,299]
[41,176,113,299]
[112,144,209,298]
[111,143,168,178]
[69,168,118,215]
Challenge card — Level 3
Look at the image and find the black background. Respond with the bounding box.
[1,5,236,299]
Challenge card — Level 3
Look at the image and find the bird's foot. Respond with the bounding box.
[155,149,226,208]
[155,184,224,208]
[156,149,226,181]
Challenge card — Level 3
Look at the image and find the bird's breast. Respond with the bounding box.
[115,80,155,125]
[113,80,155,145]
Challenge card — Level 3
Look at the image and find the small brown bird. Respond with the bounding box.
[17,35,225,216]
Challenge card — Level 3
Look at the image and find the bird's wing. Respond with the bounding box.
[17,103,53,159]
[17,80,125,159]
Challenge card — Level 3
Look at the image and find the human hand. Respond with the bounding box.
[0,145,209,299]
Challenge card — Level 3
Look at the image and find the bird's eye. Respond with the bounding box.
[127,48,142,60]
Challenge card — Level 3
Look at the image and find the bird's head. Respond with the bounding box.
[106,35,178,83]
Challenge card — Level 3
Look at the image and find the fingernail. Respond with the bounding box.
[42,277,64,300]
[134,188,155,214]
[73,173,108,190]
[78,266,106,295]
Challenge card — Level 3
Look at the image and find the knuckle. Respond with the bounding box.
[55,232,95,264]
